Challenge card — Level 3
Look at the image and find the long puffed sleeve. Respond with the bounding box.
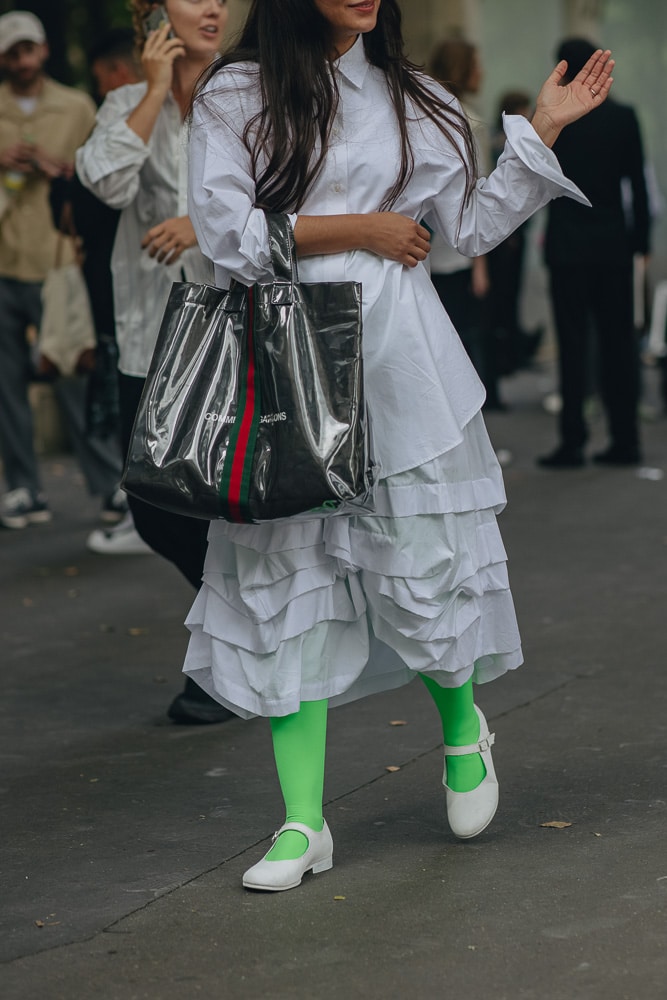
[76,84,151,211]
[188,68,294,286]
[420,111,590,258]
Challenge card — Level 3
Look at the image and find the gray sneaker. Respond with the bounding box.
[0,488,52,529]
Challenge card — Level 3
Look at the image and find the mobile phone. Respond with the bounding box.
[143,6,173,38]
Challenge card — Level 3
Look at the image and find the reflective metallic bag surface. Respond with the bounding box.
[122,213,375,522]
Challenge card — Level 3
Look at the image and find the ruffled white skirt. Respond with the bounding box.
[183,410,523,718]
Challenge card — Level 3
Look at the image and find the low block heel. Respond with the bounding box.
[443,705,499,840]
[242,820,334,892]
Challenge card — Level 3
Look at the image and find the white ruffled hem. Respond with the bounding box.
[183,411,523,717]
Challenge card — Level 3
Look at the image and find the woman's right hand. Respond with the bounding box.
[363,213,431,268]
[141,21,186,96]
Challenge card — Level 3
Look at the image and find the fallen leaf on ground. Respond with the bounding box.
[389,720,407,726]
[34,920,44,928]
[63,566,79,577]
[333,896,346,901]
[385,765,401,772]
[540,821,572,829]
[128,627,149,636]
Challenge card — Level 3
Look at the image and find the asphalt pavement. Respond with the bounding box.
[1,367,666,999]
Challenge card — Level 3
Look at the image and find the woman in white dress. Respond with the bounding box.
[185,0,613,891]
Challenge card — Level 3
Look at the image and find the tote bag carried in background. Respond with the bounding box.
[122,213,375,523]
[38,204,96,377]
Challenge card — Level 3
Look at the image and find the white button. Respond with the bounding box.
[333,183,343,194]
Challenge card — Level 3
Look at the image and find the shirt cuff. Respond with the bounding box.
[79,119,150,185]
[502,113,591,207]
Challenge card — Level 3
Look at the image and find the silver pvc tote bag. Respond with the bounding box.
[122,213,375,522]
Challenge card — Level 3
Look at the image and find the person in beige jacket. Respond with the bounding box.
[0,11,123,529]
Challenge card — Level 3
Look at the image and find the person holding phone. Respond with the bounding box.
[76,0,232,725]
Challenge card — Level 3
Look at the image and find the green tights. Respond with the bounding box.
[419,676,486,791]
[266,678,484,862]
[265,699,328,863]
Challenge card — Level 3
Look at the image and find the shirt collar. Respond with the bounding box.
[334,34,371,90]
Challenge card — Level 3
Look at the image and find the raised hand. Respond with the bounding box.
[126,21,187,145]
[531,49,614,147]
[142,20,186,96]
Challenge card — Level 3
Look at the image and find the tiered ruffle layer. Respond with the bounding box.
[183,410,523,718]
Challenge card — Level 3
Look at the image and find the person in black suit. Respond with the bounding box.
[538,37,650,468]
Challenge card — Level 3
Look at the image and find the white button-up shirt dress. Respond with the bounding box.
[182,36,588,718]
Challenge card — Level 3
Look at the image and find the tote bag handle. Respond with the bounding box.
[266,213,299,303]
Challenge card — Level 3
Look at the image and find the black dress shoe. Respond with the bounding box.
[167,678,237,725]
[537,446,585,469]
[592,446,641,467]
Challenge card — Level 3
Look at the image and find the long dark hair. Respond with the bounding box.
[196,0,477,213]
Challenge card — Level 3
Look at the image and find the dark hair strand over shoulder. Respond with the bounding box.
[195,0,477,216]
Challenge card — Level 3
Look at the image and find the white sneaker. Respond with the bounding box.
[1,488,52,529]
[100,487,129,524]
[86,512,154,555]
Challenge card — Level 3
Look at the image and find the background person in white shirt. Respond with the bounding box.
[427,37,505,411]
[77,0,234,726]
[184,0,614,891]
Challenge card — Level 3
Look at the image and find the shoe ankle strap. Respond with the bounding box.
[443,732,495,756]
[272,820,324,842]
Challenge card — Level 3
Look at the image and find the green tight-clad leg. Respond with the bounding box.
[420,676,486,792]
[265,699,328,862]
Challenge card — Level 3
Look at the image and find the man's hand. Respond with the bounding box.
[0,142,71,180]
[30,147,72,179]
[142,216,198,265]
[0,141,35,174]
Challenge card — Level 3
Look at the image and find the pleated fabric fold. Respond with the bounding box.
[184,410,523,718]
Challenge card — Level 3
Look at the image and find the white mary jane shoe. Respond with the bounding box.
[443,705,499,840]
[242,820,333,892]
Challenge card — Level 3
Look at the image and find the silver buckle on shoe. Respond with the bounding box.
[478,734,495,752]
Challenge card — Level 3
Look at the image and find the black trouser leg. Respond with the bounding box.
[118,372,234,719]
[549,267,590,451]
[589,265,640,455]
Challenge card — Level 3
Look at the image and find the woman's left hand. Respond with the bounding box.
[531,49,614,147]
[142,216,198,265]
